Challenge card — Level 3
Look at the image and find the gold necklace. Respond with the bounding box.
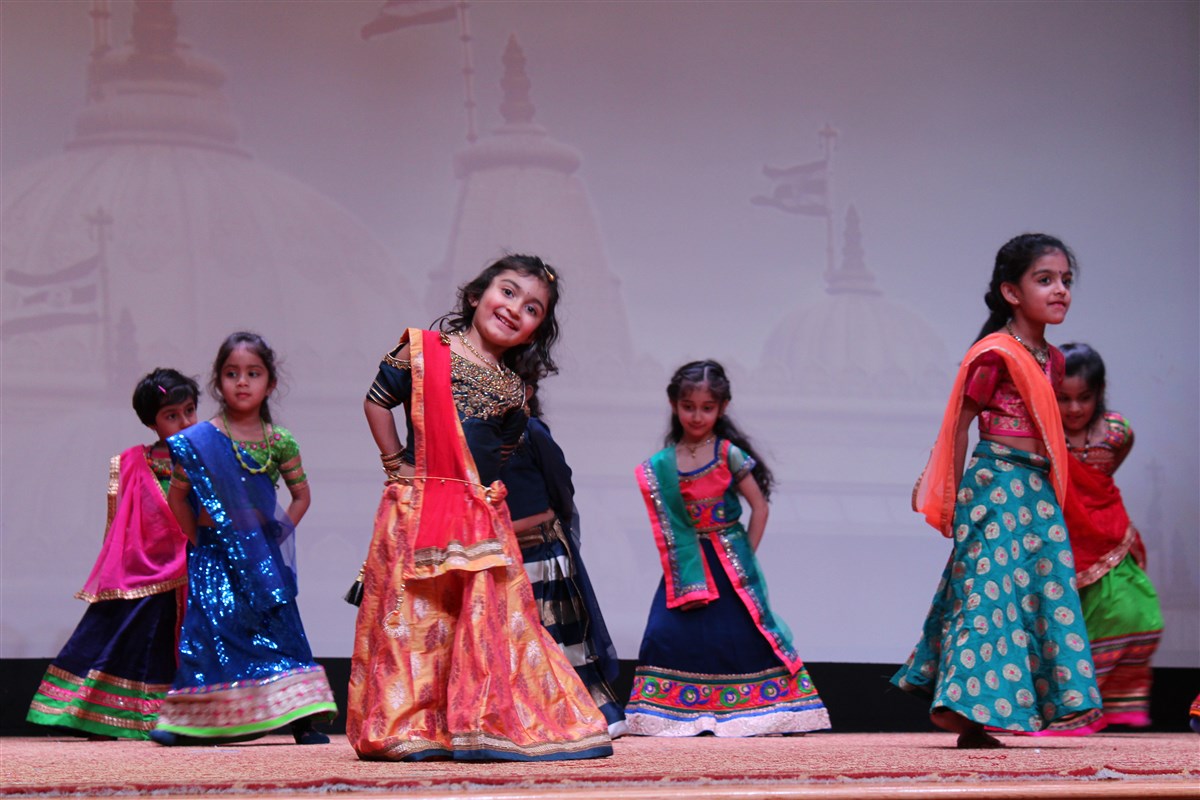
[682,436,714,458]
[1006,322,1049,367]
[457,330,502,372]
[222,412,272,475]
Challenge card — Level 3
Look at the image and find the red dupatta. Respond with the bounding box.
[1062,455,1141,587]
[914,332,1067,536]
[405,328,510,580]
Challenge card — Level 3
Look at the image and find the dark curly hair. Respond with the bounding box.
[435,254,562,384]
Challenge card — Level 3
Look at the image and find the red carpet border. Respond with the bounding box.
[1,733,1196,796]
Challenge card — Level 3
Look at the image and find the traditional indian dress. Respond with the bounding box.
[626,439,830,737]
[26,446,187,739]
[894,332,1102,733]
[1054,411,1162,730]
[347,329,612,762]
[501,415,627,736]
[154,422,336,739]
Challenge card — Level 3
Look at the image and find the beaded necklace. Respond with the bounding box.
[457,330,504,373]
[145,445,174,482]
[1005,322,1049,367]
[222,412,273,475]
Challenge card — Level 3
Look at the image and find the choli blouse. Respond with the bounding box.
[1066,411,1133,476]
[964,346,1064,439]
[366,340,526,485]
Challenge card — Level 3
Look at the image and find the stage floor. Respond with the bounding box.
[1,732,1196,799]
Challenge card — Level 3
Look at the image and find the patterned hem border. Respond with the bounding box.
[156,701,337,738]
[363,731,613,762]
[625,707,831,737]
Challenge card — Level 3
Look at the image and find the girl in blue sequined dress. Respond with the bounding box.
[151,332,336,746]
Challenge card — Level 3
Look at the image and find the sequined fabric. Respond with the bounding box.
[156,423,335,738]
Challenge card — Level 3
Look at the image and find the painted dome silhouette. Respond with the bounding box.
[1,0,404,388]
[758,206,950,399]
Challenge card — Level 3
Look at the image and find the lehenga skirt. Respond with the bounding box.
[154,526,337,739]
[626,537,830,737]
[346,482,613,762]
[26,590,183,739]
[893,441,1102,732]
[518,518,627,736]
[1075,554,1162,727]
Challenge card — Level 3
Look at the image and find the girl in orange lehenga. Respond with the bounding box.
[347,255,612,762]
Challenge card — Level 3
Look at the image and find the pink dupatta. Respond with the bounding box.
[76,445,188,602]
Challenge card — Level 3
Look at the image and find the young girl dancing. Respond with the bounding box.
[1050,342,1162,733]
[348,255,612,762]
[500,383,627,736]
[625,360,830,737]
[151,332,336,746]
[895,233,1101,747]
[27,369,197,739]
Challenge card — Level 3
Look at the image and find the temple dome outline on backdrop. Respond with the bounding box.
[427,34,645,386]
[2,0,405,394]
[756,204,950,402]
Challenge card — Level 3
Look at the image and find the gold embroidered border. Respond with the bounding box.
[411,539,507,570]
[75,576,186,603]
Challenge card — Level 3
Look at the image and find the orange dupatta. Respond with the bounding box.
[914,332,1067,536]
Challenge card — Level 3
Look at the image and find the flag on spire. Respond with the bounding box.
[361,0,457,40]
[2,253,103,339]
[751,159,830,217]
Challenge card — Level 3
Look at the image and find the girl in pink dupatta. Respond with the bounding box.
[894,234,1101,748]
[349,256,611,762]
[27,369,198,739]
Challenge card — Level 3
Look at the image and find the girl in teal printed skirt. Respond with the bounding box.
[895,234,1101,748]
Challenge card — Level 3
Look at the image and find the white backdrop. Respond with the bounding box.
[2,1,1196,669]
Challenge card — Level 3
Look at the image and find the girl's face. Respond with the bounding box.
[1002,250,1073,328]
[218,345,273,417]
[1057,374,1098,436]
[471,269,550,352]
[151,398,198,441]
[672,385,727,442]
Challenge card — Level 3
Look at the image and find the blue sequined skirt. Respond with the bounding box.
[154,526,336,738]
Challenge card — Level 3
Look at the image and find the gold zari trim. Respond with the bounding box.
[75,576,187,603]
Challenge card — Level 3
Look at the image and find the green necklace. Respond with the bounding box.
[223,411,273,475]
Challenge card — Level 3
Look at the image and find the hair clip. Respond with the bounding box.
[157,385,167,395]
[543,265,556,283]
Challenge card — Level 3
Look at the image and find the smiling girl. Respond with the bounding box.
[625,360,830,737]
[895,234,1101,747]
[349,255,612,762]
[152,332,336,746]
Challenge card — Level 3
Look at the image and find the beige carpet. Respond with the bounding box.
[1,732,1197,798]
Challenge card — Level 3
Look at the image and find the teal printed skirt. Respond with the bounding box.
[893,442,1101,732]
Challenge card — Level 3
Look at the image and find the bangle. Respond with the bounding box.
[380,451,404,471]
